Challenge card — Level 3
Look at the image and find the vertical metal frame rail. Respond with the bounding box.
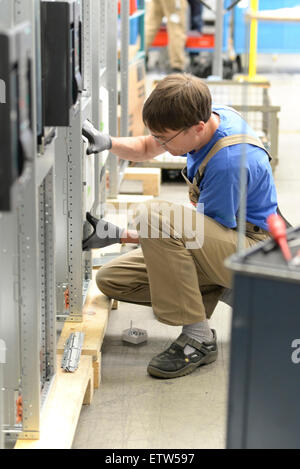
[54,126,70,319]
[107,0,140,198]
[0,339,6,449]
[38,167,56,388]
[66,104,86,322]
[212,0,224,78]
[106,0,119,198]
[91,0,101,216]
[17,165,41,439]
[96,0,110,219]
[67,0,95,320]
[118,0,130,183]
[120,0,129,139]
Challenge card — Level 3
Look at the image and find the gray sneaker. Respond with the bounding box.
[147,330,218,379]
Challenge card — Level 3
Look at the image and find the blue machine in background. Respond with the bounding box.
[234,0,300,55]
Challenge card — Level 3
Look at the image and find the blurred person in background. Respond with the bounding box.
[187,0,204,68]
[188,0,203,32]
[145,0,188,72]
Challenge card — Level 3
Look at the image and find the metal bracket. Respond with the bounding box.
[61,332,85,372]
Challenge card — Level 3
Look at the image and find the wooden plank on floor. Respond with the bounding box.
[56,271,111,358]
[15,355,93,449]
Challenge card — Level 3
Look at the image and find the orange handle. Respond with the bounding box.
[64,287,70,310]
[16,395,23,424]
[267,214,292,261]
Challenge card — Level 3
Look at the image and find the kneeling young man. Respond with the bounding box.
[82,74,277,379]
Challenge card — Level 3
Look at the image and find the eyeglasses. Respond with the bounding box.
[152,128,186,148]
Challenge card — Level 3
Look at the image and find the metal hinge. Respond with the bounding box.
[61,332,85,372]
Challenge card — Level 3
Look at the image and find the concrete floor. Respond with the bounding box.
[72,71,300,449]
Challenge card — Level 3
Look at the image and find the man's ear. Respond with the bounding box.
[193,121,205,135]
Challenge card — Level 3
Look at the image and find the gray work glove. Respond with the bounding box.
[82,119,112,155]
[82,212,124,251]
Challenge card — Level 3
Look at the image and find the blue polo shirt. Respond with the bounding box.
[185,105,278,231]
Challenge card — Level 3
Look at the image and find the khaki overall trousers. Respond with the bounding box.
[96,135,271,326]
[145,0,187,71]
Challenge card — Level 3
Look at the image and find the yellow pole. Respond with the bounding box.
[248,0,259,80]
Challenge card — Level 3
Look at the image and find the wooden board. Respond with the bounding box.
[123,167,161,196]
[93,351,101,389]
[57,272,111,358]
[134,159,186,170]
[15,355,94,449]
[106,194,153,210]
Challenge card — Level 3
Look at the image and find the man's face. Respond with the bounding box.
[150,123,205,156]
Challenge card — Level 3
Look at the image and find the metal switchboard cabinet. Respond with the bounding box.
[226,226,300,449]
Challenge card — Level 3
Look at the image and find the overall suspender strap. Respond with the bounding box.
[194,134,271,185]
[181,133,291,228]
[181,133,272,207]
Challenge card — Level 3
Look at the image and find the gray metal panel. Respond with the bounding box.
[0,0,112,441]
[107,0,118,198]
[0,210,22,432]
[33,0,42,139]
[0,0,14,26]
[97,0,108,220]
[36,141,57,186]
[107,0,139,197]
[119,0,130,186]
[54,102,90,314]
[54,1,101,322]
[120,0,129,139]
[246,279,300,449]
[91,0,100,124]
[14,1,41,434]
[0,0,57,439]
[227,273,300,449]
[0,339,5,449]
[39,166,56,382]
[226,274,255,449]
[91,0,101,216]
[227,226,300,449]
[82,0,92,96]
[0,0,43,438]
[17,175,41,439]
[54,127,69,290]
[99,0,107,70]
[39,182,47,382]
[66,111,84,321]
[80,95,92,122]
[66,98,94,321]
[0,1,22,436]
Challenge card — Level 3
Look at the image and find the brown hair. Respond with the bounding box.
[142,73,212,134]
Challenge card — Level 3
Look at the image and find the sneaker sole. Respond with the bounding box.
[147,350,218,379]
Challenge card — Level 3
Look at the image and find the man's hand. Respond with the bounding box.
[82,212,124,251]
[82,119,112,155]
